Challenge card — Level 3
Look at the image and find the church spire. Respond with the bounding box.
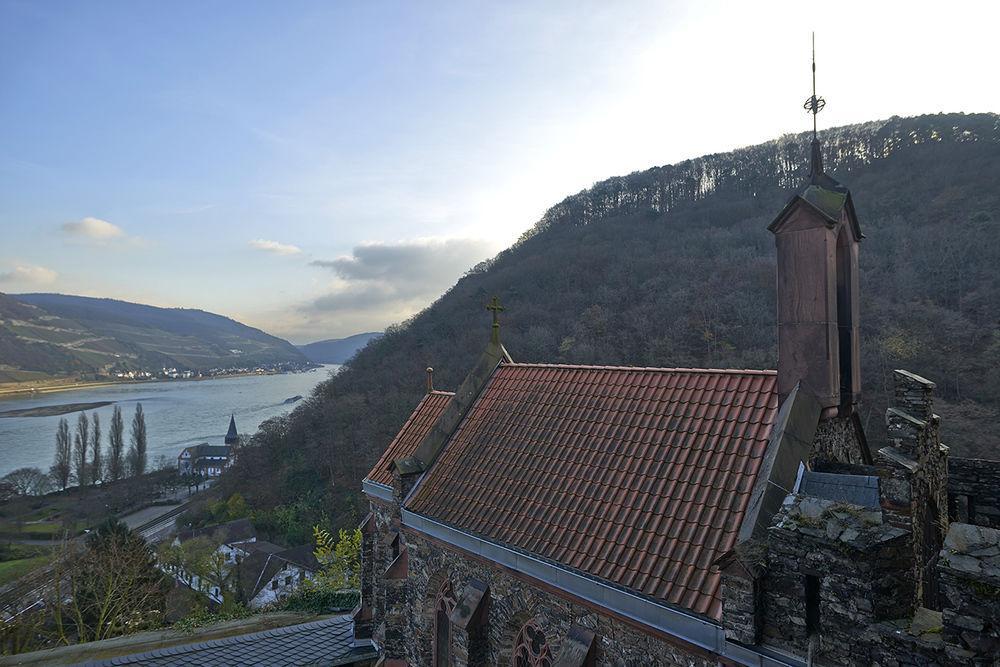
[803,32,826,178]
[225,414,238,445]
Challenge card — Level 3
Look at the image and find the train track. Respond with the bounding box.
[0,502,189,621]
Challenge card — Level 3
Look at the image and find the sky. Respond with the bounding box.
[1,1,998,343]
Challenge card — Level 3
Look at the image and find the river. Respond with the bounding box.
[0,365,339,477]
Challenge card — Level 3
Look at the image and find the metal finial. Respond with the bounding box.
[803,32,826,139]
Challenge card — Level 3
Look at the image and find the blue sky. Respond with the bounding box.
[2,1,998,342]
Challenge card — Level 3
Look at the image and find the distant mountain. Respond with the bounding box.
[297,332,383,364]
[0,293,308,383]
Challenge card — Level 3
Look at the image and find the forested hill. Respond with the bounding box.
[0,293,307,382]
[221,113,1000,541]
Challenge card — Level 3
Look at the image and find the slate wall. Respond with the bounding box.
[948,457,1000,529]
[759,496,913,666]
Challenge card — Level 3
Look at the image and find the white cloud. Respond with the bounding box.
[295,237,497,338]
[249,239,303,255]
[0,264,59,286]
[61,217,125,241]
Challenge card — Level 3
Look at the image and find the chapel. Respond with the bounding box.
[355,89,1000,667]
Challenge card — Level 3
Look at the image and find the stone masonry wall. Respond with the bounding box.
[881,370,949,610]
[399,528,715,667]
[938,523,1000,664]
[948,457,1000,529]
[761,495,913,666]
[811,415,867,465]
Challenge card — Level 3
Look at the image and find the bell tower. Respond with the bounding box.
[769,36,862,416]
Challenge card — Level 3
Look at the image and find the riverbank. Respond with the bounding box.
[0,366,320,401]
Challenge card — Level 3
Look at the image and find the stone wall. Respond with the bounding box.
[948,457,1000,529]
[393,528,715,667]
[760,495,913,666]
[938,523,1000,664]
[879,370,950,610]
[811,415,867,465]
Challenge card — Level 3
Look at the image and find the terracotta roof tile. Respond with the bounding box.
[404,364,777,620]
[364,391,454,487]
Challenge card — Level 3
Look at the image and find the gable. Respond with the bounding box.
[405,363,778,619]
[364,391,454,488]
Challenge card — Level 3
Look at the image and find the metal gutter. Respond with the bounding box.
[402,510,804,667]
[362,479,393,503]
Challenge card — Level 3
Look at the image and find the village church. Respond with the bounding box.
[355,96,1000,665]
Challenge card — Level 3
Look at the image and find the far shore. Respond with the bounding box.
[0,366,322,402]
[0,401,114,418]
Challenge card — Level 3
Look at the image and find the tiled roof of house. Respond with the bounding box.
[177,518,255,545]
[364,390,454,487]
[182,443,231,459]
[277,544,320,572]
[405,363,778,619]
[78,614,376,666]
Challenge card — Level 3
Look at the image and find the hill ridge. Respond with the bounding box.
[219,112,1000,539]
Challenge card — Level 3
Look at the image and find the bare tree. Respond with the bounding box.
[107,405,125,482]
[0,467,54,496]
[72,413,90,487]
[128,403,147,477]
[90,413,102,485]
[51,418,72,490]
[51,519,166,643]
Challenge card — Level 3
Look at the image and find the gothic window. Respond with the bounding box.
[433,580,456,667]
[512,620,552,667]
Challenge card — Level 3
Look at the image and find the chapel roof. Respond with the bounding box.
[364,390,454,487]
[403,362,778,619]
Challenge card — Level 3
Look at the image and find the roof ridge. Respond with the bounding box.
[503,362,777,375]
[429,390,456,396]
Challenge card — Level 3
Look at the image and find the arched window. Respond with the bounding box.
[512,620,552,667]
[433,580,456,667]
[835,226,855,408]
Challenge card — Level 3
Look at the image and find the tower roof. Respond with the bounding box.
[225,414,238,444]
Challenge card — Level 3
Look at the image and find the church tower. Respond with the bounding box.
[225,414,239,445]
[768,39,862,417]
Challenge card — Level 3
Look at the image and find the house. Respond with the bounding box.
[167,520,320,607]
[357,126,1000,662]
[169,518,258,601]
[235,542,321,608]
[177,415,239,476]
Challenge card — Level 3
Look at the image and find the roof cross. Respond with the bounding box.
[486,295,505,328]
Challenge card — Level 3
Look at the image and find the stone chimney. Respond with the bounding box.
[426,366,434,393]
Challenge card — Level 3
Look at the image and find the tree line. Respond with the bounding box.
[49,403,148,490]
[1,403,152,500]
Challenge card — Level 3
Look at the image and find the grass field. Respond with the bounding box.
[0,550,53,587]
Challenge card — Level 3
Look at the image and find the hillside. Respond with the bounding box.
[219,113,1000,541]
[297,332,383,364]
[0,293,308,382]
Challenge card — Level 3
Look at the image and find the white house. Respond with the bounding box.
[165,518,319,607]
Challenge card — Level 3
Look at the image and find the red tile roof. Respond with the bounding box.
[365,390,454,487]
[405,363,778,619]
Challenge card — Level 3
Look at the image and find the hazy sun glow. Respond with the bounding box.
[1,0,997,341]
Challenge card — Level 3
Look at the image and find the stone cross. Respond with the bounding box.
[486,296,505,327]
